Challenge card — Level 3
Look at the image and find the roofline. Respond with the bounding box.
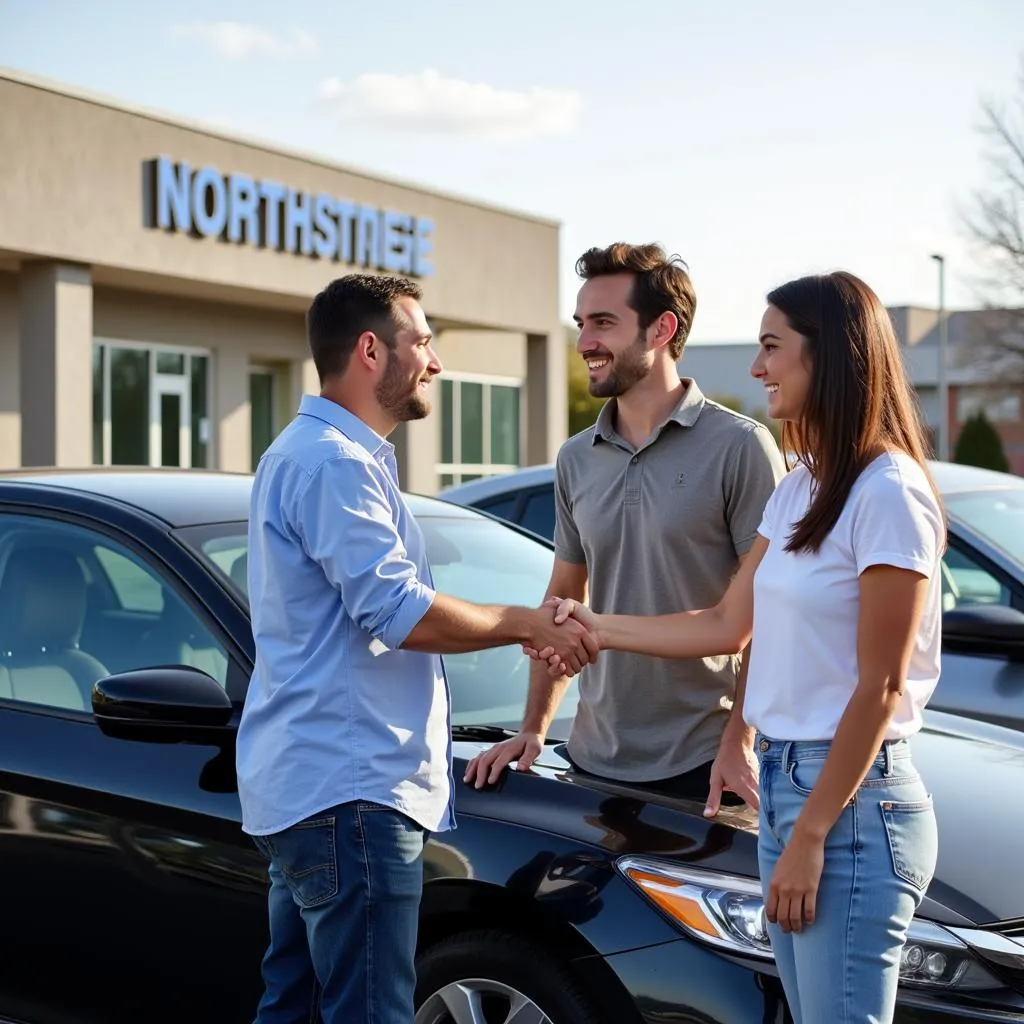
[0,65,562,230]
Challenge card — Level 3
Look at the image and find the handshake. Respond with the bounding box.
[522,597,600,677]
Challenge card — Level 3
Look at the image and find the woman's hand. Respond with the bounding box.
[766,831,826,933]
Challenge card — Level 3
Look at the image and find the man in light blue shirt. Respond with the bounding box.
[237,273,596,1024]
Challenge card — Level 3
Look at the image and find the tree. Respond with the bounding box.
[953,410,1010,472]
[962,59,1024,383]
[566,336,605,437]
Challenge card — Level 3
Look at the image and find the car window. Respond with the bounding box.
[519,487,556,540]
[181,513,581,729]
[0,513,231,714]
[941,545,1011,611]
[944,488,1024,565]
[475,494,520,524]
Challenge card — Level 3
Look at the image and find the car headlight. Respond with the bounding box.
[617,857,1016,991]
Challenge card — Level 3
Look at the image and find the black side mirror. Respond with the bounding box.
[943,605,1024,661]
[92,666,236,745]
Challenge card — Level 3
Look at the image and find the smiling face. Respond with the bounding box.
[750,304,812,423]
[573,273,654,398]
[375,296,442,422]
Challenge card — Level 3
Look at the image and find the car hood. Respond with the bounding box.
[455,710,1024,926]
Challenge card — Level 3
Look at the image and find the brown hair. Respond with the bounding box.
[307,273,422,383]
[767,271,943,554]
[575,242,696,359]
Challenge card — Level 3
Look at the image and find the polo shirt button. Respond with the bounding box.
[630,455,638,464]
[759,740,770,752]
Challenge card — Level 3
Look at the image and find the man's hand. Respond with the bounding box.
[524,607,598,676]
[703,730,759,817]
[524,598,601,677]
[463,731,545,789]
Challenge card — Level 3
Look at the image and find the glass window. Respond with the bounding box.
[191,354,210,470]
[437,377,522,487]
[460,383,484,464]
[941,545,1011,611]
[94,344,211,469]
[92,345,104,465]
[490,386,520,466]
[944,487,1024,565]
[0,514,231,714]
[477,495,520,524]
[109,348,149,466]
[250,371,275,471]
[156,352,185,375]
[519,487,556,541]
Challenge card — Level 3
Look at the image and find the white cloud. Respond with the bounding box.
[171,22,317,61]
[319,69,582,141]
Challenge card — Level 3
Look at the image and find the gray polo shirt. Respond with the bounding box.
[555,378,786,782]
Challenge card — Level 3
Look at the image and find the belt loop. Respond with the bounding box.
[781,740,794,774]
[882,741,893,777]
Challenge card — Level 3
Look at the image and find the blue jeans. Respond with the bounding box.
[757,736,938,1024]
[251,801,427,1024]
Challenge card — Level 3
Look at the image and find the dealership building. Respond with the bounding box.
[0,68,566,493]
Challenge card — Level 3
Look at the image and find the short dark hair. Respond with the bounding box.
[575,242,696,358]
[306,274,423,384]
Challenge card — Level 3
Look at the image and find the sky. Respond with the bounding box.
[1,0,1022,342]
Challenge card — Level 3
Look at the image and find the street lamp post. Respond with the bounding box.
[930,253,949,461]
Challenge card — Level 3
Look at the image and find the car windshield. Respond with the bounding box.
[943,485,1024,566]
[178,514,580,735]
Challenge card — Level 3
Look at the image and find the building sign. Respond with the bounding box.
[143,156,434,277]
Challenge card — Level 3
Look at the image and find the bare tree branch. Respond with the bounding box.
[962,59,1024,383]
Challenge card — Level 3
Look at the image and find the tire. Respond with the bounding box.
[414,928,606,1024]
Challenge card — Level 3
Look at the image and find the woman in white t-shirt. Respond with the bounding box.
[541,271,945,1024]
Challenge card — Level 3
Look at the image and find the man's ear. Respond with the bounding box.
[649,310,680,352]
[354,330,382,371]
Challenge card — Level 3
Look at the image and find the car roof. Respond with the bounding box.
[438,464,555,502]
[437,460,1023,503]
[0,467,484,528]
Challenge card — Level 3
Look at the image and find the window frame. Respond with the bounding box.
[92,337,215,469]
[437,371,524,487]
[0,505,251,718]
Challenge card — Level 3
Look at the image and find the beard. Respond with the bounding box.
[588,331,652,398]
[376,352,431,422]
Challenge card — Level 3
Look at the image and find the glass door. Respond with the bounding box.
[150,372,191,468]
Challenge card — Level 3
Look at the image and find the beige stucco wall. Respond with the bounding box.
[0,72,560,335]
[436,329,527,381]
[0,272,18,467]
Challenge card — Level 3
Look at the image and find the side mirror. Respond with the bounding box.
[943,605,1024,660]
[92,666,236,745]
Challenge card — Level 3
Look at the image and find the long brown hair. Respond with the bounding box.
[767,271,942,554]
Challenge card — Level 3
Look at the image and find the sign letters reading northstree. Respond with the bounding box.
[144,156,435,277]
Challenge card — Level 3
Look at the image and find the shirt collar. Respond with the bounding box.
[592,377,706,445]
[297,395,393,459]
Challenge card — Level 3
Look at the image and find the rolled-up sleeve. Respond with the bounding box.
[297,455,436,650]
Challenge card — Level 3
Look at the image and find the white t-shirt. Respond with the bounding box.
[743,452,944,742]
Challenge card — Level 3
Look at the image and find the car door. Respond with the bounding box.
[934,534,1024,731]
[0,507,266,1024]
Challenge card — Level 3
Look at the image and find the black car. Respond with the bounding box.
[0,469,1022,1024]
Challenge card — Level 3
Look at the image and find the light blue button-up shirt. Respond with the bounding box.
[236,395,455,836]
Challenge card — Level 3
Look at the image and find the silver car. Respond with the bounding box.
[440,460,1024,732]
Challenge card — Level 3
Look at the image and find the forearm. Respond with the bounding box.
[596,606,749,660]
[522,661,572,737]
[402,593,535,654]
[722,643,754,744]
[792,681,903,842]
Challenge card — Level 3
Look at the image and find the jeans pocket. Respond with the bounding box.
[880,797,938,892]
[787,757,825,797]
[268,816,338,908]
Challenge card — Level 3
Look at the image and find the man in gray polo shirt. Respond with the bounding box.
[465,242,785,814]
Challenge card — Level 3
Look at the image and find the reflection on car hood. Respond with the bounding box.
[457,709,1024,925]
